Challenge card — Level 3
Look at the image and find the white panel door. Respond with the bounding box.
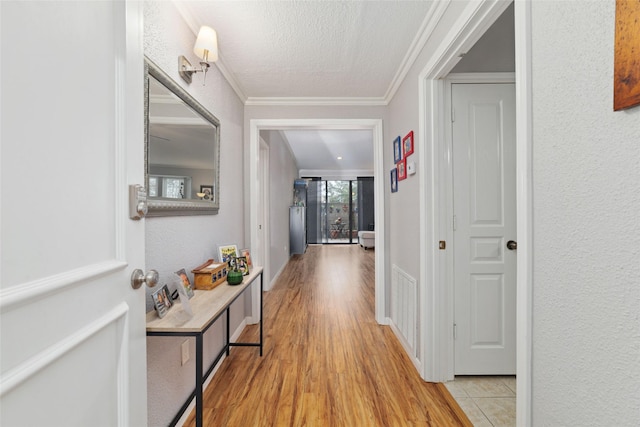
[1,2,147,426]
[453,83,516,375]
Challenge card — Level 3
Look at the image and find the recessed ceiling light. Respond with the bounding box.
[337,156,343,160]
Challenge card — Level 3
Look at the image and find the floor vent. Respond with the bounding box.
[391,264,417,357]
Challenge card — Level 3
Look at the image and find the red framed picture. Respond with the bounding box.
[402,131,414,157]
[397,158,407,181]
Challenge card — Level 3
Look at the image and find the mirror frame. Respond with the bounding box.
[144,57,221,216]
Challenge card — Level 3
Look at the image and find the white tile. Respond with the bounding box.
[454,376,515,398]
[444,381,469,398]
[455,398,493,427]
[500,376,517,394]
[474,397,516,427]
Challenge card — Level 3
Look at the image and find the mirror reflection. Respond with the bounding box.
[145,58,220,216]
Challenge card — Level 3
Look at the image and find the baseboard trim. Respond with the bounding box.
[176,317,249,427]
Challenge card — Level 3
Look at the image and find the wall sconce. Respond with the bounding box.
[179,25,218,85]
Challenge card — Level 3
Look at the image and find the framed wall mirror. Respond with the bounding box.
[144,57,220,216]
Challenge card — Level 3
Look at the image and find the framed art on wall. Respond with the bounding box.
[397,158,407,181]
[390,168,398,193]
[393,136,403,164]
[402,131,414,157]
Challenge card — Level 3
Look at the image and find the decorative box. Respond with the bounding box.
[191,259,228,290]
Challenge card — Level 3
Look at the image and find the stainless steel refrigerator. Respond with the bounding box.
[289,206,307,255]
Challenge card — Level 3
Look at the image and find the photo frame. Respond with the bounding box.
[152,284,173,318]
[218,244,239,264]
[234,256,250,276]
[397,158,407,181]
[240,248,252,269]
[390,168,398,193]
[200,185,213,201]
[393,136,403,164]
[174,268,194,299]
[402,131,414,157]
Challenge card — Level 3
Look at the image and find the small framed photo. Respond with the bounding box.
[402,131,414,157]
[175,268,194,299]
[152,284,173,318]
[200,185,213,201]
[390,168,398,193]
[234,256,250,276]
[397,158,407,181]
[240,248,252,269]
[393,136,403,164]
[218,244,239,264]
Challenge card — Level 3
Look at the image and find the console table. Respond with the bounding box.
[146,267,263,427]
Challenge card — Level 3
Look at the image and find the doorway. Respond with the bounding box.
[248,119,386,324]
[307,179,363,244]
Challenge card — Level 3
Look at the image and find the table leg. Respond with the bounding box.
[259,271,263,356]
[226,308,230,357]
[195,334,203,427]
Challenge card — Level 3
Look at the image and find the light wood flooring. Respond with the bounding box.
[184,245,470,426]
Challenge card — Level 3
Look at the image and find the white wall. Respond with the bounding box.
[531,1,640,424]
[144,2,247,426]
[260,131,299,284]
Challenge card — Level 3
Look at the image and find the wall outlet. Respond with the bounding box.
[181,340,189,365]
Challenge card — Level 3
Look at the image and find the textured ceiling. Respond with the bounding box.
[171,1,514,174]
[177,1,434,101]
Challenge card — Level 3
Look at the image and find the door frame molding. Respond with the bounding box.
[258,139,271,291]
[248,119,387,325]
[444,73,516,376]
[417,0,533,425]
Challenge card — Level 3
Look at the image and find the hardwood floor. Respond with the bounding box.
[184,245,470,426]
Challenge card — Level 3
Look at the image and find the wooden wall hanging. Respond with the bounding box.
[614,0,640,110]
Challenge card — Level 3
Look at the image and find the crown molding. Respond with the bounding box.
[173,1,248,103]
[244,97,388,107]
[383,0,451,103]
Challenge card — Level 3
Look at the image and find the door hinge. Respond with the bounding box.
[453,323,457,340]
[453,214,457,231]
[439,240,446,250]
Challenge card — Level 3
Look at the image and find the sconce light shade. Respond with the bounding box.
[193,26,218,63]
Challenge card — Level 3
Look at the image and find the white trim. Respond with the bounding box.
[514,1,533,425]
[176,317,248,427]
[172,1,248,103]
[245,97,387,107]
[298,169,374,179]
[383,0,450,102]
[417,0,513,383]
[0,302,130,397]
[248,119,386,325]
[268,257,289,289]
[388,321,423,374]
[259,139,272,292]
[0,260,128,310]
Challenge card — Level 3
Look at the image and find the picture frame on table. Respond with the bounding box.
[218,244,239,264]
[240,248,252,269]
[390,168,398,193]
[234,256,250,276]
[152,284,173,318]
[397,158,407,181]
[393,136,403,164]
[174,268,194,299]
[402,130,414,157]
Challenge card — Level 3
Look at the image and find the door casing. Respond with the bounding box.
[417,0,533,425]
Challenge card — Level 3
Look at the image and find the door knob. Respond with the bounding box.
[131,269,159,289]
[506,240,517,250]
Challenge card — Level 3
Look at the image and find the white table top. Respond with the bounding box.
[146,267,263,334]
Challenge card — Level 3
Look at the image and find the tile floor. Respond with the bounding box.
[444,376,516,427]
